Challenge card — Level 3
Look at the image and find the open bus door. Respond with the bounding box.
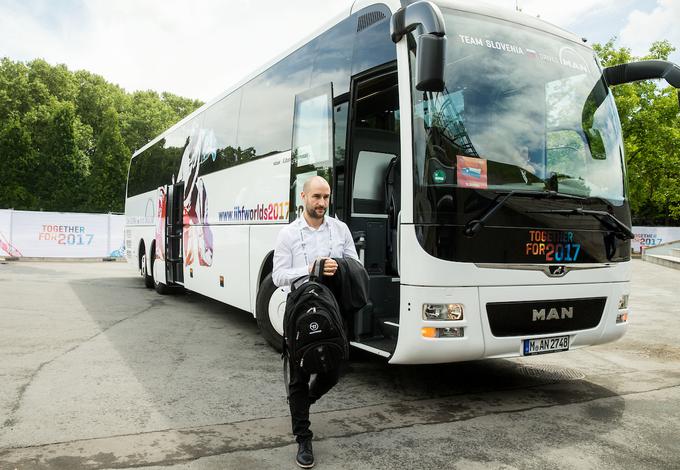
[153,183,184,292]
[343,64,401,356]
[164,182,184,284]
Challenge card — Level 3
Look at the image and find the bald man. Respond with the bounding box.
[273,176,358,286]
[272,175,359,468]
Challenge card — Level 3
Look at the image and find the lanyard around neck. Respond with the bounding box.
[299,220,333,266]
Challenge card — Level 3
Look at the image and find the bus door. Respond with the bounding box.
[346,65,401,348]
[164,182,184,284]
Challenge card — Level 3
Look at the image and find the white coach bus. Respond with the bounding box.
[125,0,680,364]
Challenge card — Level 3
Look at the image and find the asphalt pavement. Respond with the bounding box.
[0,259,678,470]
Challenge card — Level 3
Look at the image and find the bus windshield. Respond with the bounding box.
[410,9,627,222]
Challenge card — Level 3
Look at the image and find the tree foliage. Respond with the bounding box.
[593,39,680,225]
[0,58,202,213]
[0,43,678,224]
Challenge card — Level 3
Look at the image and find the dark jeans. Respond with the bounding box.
[288,362,340,443]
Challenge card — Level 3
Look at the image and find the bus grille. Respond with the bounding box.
[486,297,606,337]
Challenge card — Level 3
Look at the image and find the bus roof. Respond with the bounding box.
[131,0,588,160]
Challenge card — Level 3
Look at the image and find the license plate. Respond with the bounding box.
[523,335,570,356]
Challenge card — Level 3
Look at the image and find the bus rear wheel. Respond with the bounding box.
[141,251,154,289]
[150,254,171,295]
[256,274,286,352]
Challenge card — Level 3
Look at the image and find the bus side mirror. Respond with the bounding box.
[604,60,680,107]
[391,1,447,92]
[416,34,446,91]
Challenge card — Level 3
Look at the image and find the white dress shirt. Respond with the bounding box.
[272,215,360,287]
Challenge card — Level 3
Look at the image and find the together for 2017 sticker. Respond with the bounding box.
[525,230,580,262]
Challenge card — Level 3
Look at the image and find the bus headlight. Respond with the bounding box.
[422,303,464,321]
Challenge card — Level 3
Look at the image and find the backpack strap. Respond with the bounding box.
[283,354,290,403]
[291,275,309,291]
[310,258,325,282]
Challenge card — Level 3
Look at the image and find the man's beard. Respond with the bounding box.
[305,205,326,220]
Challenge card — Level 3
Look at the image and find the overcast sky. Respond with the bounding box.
[0,0,678,102]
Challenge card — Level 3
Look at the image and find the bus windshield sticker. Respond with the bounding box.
[455,33,590,73]
[457,155,488,189]
[432,169,447,184]
[525,230,581,262]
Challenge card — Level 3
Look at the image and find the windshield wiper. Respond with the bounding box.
[526,207,635,240]
[464,190,583,237]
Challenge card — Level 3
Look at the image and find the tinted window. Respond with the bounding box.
[289,84,334,220]
[127,123,193,197]
[352,5,395,75]
[332,101,349,218]
[310,17,355,96]
[198,90,242,176]
[237,43,316,159]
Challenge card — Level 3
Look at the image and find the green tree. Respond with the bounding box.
[0,114,37,208]
[0,57,202,213]
[31,101,91,211]
[89,106,130,212]
[593,39,680,224]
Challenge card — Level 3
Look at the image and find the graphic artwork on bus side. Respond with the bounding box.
[179,128,215,267]
[154,186,166,261]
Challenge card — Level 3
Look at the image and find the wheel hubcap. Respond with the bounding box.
[141,254,147,277]
[268,288,287,336]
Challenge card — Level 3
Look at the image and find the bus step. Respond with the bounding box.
[350,336,396,357]
[379,317,399,338]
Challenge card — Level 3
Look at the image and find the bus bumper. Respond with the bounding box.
[389,282,630,365]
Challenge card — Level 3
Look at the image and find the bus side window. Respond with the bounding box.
[352,151,396,214]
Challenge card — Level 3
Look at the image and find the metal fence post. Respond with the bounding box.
[106,213,111,257]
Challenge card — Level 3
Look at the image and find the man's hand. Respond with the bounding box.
[308,258,338,276]
[321,257,338,276]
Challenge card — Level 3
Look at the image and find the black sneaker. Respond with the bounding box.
[296,439,314,468]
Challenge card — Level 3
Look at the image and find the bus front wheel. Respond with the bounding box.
[256,274,286,352]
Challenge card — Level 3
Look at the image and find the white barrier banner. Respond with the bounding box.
[5,210,125,258]
[109,215,126,258]
[0,209,20,257]
[632,226,680,253]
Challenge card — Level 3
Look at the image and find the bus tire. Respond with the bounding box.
[256,274,285,352]
[151,255,171,295]
[141,250,154,289]
[154,278,172,295]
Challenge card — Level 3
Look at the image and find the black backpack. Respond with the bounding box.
[282,260,349,375]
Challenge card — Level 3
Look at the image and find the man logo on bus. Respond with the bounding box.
[532,307,574,321]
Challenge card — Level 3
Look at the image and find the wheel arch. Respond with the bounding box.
[254,250,275,317]
[138,239,146,270]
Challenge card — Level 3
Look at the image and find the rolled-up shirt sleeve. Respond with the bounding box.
[272,228,308,287]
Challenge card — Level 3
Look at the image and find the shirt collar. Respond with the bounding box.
[299,214,329,231]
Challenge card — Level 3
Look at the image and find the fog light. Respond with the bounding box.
[616,310,628,323]
[421,327,465,338]
[618,295,629,309]
[422,303,464,320]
